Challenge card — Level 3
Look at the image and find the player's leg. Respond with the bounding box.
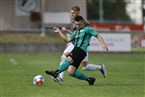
[83,64,106,78]
[67,65,95,85]
[53,54,66,84]
[81,52,101,70]
[68,65,87,80]
[57,54,68,79]
[67,47,95,85]
[45,56,72,78]
[81,51,106,78]
[45,47,96,85]
[55,43,74,83]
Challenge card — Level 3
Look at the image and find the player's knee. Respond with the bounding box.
[67,68,74,76]
[67,71,73,76]
[66,56,73,63]
[81,61,87,67]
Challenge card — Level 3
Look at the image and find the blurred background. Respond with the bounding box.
[0,0,145,53]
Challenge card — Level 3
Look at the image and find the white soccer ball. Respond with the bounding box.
[33,75,44,86]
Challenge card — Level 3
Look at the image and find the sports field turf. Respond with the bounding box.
[0,52,144,97]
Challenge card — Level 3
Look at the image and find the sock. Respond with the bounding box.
[59,72,65,80]
[83,64,102,70]
[59,55,66,79]
[58,59,70,72]
[71,70,88,80]
[60,55,66,65]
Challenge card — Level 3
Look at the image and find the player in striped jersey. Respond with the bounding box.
[53,6,106,84]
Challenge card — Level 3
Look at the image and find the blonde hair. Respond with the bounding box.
[71,6,80,11]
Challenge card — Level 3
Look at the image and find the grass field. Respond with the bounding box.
[0,33,64,44]
[0,52,144,97]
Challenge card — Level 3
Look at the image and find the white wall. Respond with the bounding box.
[0,0,87,30]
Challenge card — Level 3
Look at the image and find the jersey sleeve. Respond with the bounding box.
[86,27,99,37]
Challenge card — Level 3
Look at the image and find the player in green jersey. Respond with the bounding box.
[45,16,108,85]
[55,6,107,85]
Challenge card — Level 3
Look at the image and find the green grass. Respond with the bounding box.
[132,48,145,52]
[1,52,145,97]
[0,33,65,44]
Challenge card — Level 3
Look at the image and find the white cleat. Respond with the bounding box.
[52,77,64,85]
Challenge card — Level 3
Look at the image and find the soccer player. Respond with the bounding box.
[55,6,107,84]
[45,16,108,85]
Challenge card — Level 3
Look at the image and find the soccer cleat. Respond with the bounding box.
[87,77,96,85]
[100,64,106,78]
[45,70,58,78]
[53,77,64,85]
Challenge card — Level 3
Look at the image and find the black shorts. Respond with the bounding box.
[68,47,86,69]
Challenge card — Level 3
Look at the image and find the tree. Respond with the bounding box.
[87,0,132,24]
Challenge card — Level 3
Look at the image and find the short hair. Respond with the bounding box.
[74,16,84,22]
[71,6,80,11]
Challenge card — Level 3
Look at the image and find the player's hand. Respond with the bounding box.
[102,44,109,52]
[53,27,60,33]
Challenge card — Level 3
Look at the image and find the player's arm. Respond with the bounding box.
[96,34,108,51]
[87,27,108,51]
[53,27,71,43]
[62,27,73,34]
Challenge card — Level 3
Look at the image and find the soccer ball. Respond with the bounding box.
[33,75,44,86]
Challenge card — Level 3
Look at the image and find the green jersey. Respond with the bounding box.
[69,26,99,52]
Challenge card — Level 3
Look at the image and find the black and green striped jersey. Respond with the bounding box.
[69,26,98,52]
